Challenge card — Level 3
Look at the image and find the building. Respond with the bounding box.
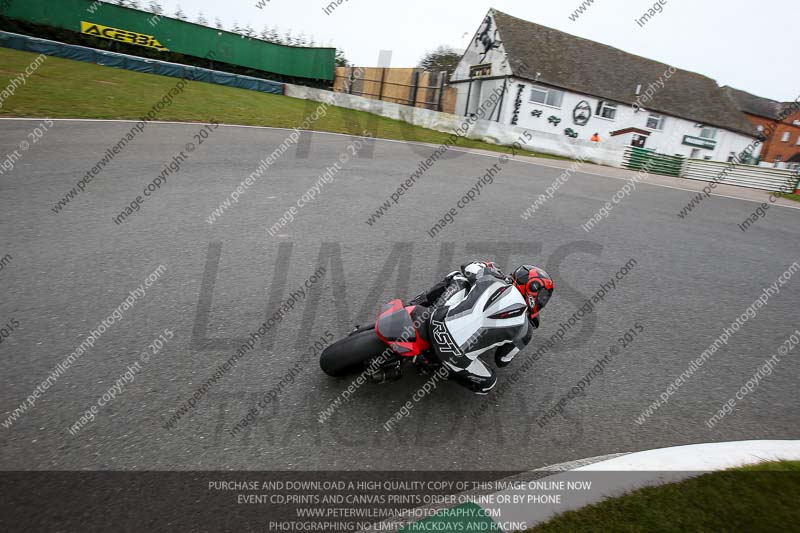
[451,9,757,162]
[722,87,800,170]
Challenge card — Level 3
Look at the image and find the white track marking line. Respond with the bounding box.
[483,440,800,531]
[369,440,800,533]
[2,117,798,210]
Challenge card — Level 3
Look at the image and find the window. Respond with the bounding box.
[703,156,713,161]
[596,101,618,120]
[757,125,765,132]
[700,126,717,140]
[529,85,564,107]
[781,132,791,142]
[796,136,800,146]
[646,113,665,130]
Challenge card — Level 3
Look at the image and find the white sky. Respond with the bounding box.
[128,0,798,101]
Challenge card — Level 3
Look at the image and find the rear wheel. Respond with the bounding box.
[319,328,391,377]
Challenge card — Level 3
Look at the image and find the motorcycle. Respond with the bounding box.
[319,299,441,383]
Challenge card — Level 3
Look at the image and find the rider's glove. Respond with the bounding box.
[444,270,461,283]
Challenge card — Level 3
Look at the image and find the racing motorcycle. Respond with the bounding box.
[319,299,441,383]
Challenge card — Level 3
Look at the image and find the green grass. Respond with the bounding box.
[0,47,566,161]
[524,461,800,532]
[775,191,800,203]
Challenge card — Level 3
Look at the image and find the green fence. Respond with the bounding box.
[623,146,686,177]
[1,0,334,80]
[1,31,285,96]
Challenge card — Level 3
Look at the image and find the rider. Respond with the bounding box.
[409,261,554,394]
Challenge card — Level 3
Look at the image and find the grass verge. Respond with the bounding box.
[525,461,800,532]
[0,47,568,161]
[776,191,800,203]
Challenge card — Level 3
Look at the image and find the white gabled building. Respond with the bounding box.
[451,9,758,163]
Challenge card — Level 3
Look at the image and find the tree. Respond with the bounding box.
[418,45,462,74]
[268,26,282,44]
[174,5,187,20]
[283,29,293,45]
[231,21,243,34]
[196,11,208,26]
[243,24,255,38]
[260,25,271,41]
[147,1,164,14]
[128,0,141,8]
[214,17,224,30]
[335,49,350,67]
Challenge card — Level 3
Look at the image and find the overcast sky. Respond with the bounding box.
[131,0,798,102]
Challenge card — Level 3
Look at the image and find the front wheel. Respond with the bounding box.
[319,328,391,377]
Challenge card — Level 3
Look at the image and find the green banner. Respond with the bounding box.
[1,0,334,80]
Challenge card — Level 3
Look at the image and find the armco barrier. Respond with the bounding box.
[0,31,284,96]
[284,83,626,167]
[683,158,799,192]
[1,0,334,80]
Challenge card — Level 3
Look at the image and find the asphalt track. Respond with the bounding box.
[0,118,798,471]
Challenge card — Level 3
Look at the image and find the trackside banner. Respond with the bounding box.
[3,0,334,79]
[80,21,168,51]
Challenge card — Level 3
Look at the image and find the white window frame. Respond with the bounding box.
[796,136,800,146]
[700,126,717,140]
[781,131,791,142]
[645,113,665,130]
[529,85,564,108]
[596,101,618,121]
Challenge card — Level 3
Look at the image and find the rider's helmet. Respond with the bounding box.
[510,265,554,322]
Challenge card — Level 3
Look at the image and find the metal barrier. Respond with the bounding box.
[682,159,799,192]
[622,147,686,177]
[623,146,799,192]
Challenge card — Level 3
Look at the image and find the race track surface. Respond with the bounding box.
[1,119,798,471]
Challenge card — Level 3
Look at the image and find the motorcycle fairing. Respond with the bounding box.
[375,299,430,357]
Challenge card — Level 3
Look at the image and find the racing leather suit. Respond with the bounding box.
[410,262,534,394]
